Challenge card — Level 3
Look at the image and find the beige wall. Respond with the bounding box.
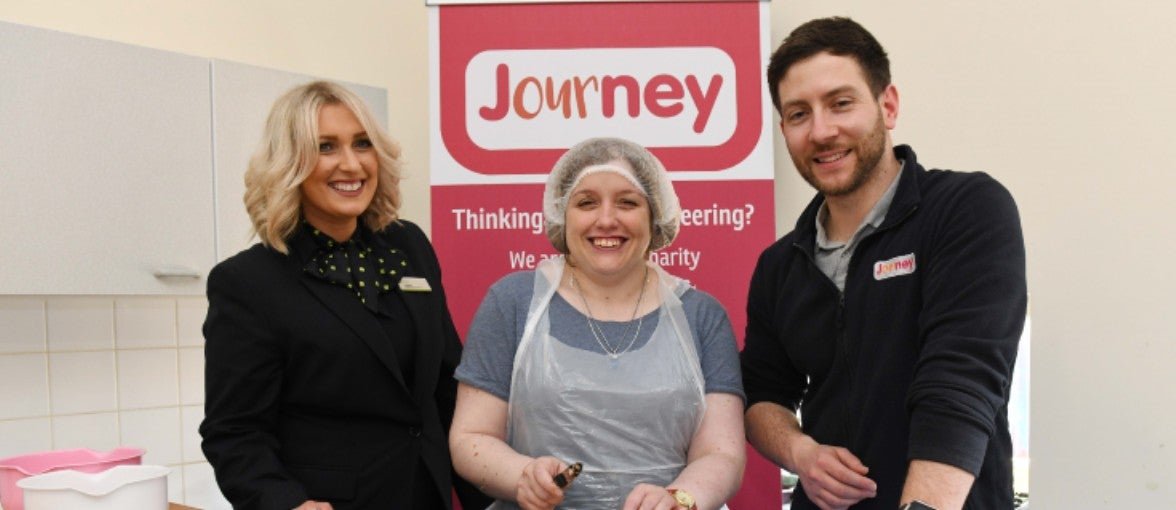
[2,0,1173,507]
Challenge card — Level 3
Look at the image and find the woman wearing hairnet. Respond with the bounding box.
[449,138,746,510]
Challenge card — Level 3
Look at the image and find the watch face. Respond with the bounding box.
[671,489,695,508]
[901,501,937,510]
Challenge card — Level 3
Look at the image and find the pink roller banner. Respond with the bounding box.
[429,1,778,507]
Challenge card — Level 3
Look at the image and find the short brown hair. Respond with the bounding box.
[766,17,891,113]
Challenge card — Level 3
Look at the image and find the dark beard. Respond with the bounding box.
[797,110,887,197]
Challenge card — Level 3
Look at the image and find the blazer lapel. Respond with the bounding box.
[301,277,411,393]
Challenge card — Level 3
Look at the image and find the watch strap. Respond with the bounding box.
[667,488,698,510]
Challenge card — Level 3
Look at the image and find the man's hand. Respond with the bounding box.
[293,501,334,510]
[792,437,878,510]
[746,402,877,510]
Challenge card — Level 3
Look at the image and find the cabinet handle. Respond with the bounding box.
[153,267,202,279]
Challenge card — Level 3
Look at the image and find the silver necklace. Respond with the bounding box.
[570,266,649,359]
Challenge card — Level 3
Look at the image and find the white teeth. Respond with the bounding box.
[593,238,621,248]
[816,151,848,163]
[331,181,361,192]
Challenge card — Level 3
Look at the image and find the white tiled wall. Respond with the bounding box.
[0,295,229,509]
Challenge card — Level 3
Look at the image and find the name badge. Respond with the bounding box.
[874,253,917,281]
[398,276,432,292]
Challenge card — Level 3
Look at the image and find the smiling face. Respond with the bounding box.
[776,52,898,198]
[300,102,379,240]
[565,163,652,282]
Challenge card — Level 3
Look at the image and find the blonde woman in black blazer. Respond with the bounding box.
[200,81,491,510]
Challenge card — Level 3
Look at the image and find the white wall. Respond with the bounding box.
[0,296,224,507]
[1,0,1173,508]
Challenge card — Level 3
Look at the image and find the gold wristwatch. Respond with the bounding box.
[668,488,697,510]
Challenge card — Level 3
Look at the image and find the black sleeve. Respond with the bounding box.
[200,259,308,510]
[740,242,809,411]
[405,222,495,510]
[906,175,1027,475]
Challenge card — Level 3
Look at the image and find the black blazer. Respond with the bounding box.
[200,220,491,510]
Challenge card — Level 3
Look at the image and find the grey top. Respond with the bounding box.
[815,160,906,291]
[456,270,745,401]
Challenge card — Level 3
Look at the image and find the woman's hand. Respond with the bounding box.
[293,501,334,510]
[516,456,566,510]
[622,483,679,510]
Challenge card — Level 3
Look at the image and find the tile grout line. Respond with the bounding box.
[173,297,188,504]
[41,297,54,448]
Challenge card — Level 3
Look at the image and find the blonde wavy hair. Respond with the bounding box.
[243,81,402,254]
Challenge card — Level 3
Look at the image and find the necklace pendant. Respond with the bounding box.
[572,266,649,360]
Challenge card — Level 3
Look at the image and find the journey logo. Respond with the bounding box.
[437,2,763,174]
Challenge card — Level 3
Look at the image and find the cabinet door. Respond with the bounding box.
[0,21,214,294]
[211,60,388,261]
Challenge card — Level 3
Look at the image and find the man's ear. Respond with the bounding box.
[879,83,899,130]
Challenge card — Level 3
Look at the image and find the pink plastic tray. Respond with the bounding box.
[0,447,144,510]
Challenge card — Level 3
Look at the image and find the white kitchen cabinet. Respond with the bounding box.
[0,21,214,295]
[0,22,387,294]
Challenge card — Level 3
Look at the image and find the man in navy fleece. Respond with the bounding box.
[741,17,1026,510]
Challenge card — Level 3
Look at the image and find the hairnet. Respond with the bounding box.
[543,137,681,253]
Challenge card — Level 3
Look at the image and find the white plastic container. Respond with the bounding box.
[16,465,170,510]
[0,447,145,510]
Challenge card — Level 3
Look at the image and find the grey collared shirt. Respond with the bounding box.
[814,160,905,291]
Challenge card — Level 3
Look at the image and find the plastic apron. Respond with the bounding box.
[490,256,706,510]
